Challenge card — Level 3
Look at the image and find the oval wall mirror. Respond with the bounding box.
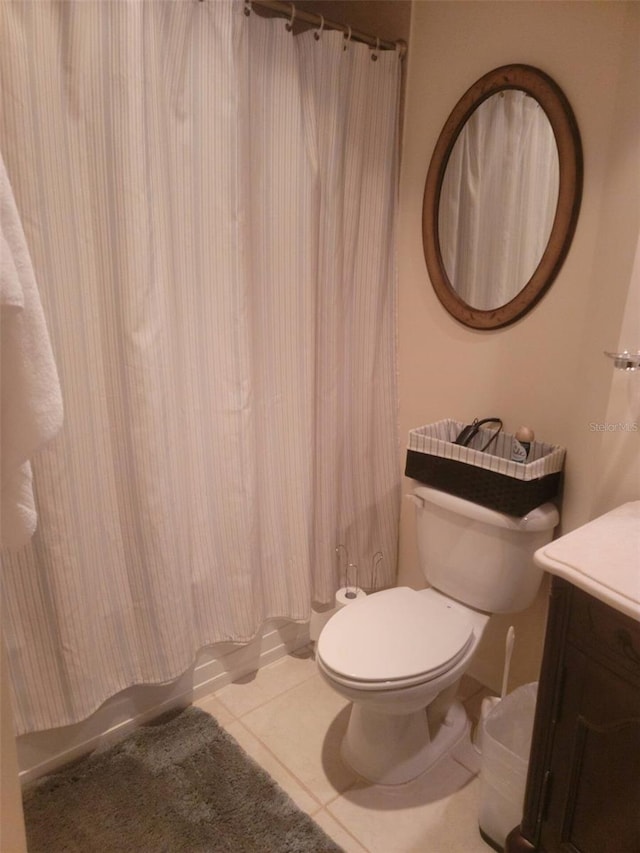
[422,64,583,330]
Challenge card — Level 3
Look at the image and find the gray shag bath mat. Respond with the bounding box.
[23,705,343,852]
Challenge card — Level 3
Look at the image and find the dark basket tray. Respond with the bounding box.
[405,448,563,517]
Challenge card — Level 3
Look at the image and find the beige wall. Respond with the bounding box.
[398,1,640,690]
[296,0,411,44]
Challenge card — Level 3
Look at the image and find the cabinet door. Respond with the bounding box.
[540,643,640,853]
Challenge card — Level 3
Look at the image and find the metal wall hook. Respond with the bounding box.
[345,562,358,598]
[372,551,383,589]
[335,544,349,587]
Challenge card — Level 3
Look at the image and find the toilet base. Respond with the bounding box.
[341,700,469,785]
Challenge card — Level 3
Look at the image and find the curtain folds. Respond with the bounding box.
[0,1,401,734]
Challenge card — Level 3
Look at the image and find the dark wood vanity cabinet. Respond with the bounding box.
[506,576,640,853]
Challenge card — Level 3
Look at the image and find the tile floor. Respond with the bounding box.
[193,646,496,853]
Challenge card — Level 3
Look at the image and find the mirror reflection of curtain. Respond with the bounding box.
[0,1,401,735]
[439,91,559,311]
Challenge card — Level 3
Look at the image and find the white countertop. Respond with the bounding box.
[534,501,640,620]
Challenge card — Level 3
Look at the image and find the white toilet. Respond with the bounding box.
[316,485,559,785]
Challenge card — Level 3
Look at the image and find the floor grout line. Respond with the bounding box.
[320,806,374,853]
[214,660,320,721]
[228,717,326,814]
[204,658,493,853]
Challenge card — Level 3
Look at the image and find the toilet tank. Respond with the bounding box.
[410,486,559,613]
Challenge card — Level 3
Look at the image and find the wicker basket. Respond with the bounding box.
[405,420,565,517]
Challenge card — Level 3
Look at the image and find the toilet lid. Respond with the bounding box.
[317,587,474,684]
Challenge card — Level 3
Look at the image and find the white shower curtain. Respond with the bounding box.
[0,1,401,735]
[439,90,559,310]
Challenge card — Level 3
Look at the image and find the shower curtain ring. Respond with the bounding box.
[394,40,407,59]
[371,37,380,61]
[314,15,325,40]
[243,0,252,16]
[285,4,296,31]
[343,25,352,50]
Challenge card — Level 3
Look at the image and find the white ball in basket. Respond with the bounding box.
[515,426,535,443]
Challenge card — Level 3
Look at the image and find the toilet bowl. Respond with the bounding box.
[316,586,490,784]
[317,488,559,785]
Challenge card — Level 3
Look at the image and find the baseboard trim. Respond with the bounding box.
[18,620,310,785]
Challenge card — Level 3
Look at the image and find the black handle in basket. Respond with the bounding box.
[453,417,503,453]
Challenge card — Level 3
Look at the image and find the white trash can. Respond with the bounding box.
[478,682,538,850]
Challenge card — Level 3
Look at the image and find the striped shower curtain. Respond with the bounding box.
[0,1,401,734]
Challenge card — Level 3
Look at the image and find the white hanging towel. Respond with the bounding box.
[1,154,63,550]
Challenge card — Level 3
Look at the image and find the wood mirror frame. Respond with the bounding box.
[422,64,583,330]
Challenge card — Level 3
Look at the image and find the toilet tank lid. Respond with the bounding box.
[411,486,559,532]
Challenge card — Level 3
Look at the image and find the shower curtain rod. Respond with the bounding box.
[236,0,407,57]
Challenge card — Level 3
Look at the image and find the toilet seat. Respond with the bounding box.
[317,587,475,691]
